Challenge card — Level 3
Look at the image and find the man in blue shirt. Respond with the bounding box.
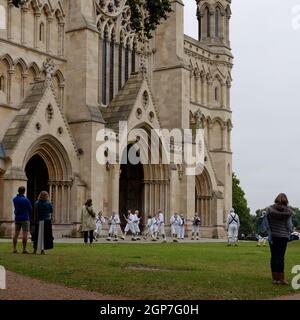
[12,186,32,254]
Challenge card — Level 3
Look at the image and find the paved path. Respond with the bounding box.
[0,271,124,300]
[1,271,299,300]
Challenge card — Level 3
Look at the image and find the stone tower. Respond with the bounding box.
[196,0,233,219]
[196,0,232,51]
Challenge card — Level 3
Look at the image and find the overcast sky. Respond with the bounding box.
[184,0,300,212]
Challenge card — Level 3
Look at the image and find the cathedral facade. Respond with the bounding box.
[0,0,233,238]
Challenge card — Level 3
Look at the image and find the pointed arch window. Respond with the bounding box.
[39,22,45,42]
[0,75,5,92]
[109,37,115,102]
[125,43,129,82]
[102,31,108,105]
[197,9,202,41]
[206,8,211,38]
[131,45,136,73]
[118,43,123,90]
[215,8,220,38]
[214,87,219,101]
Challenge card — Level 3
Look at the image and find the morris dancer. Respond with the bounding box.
[170,212,182,242]
[94,211,106,241]
[123,210,137,241]
[191,213,201,240]
[226,208,240,246]
[107,212,120,241]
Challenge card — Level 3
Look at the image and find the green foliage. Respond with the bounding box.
[291,207,300,230]
[127,0,172,39]
[232,173,254,235]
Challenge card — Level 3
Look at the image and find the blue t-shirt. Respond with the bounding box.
[13,194,32,222]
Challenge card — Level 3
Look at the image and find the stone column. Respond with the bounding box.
[207,79,213,107]
[226,16,230,44]
[226,82,231,109]
[34,12,41,49]
[21,73,28,99]
[227,125,232,151]
[7,1,13,41]
[222,124,226,151]
[221,83,226,108]
[110,164,120,213]
[7,69,14,104]
[190,73,194,103]
[21,6,28,45]
[201,76,205,105]
[196,75,201,104]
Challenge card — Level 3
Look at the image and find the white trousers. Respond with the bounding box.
[159,223,165,236]
[109,224,118,236]
[171,224,180,237]
[125,223,136,234]
[95,223,102,236]
[228,224,239,242]
[134,223,140,234]
[179,225,185,239]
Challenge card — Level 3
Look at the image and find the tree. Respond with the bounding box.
[291,207,300,230]
[12,0,172,40]
[232,173,254,236]
[127,0,172,39]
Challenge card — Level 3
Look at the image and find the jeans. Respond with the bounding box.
[269,237,288,273]
[83,230,94,244]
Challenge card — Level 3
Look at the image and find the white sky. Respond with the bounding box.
[184,0,300,212]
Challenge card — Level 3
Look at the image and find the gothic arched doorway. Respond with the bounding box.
[25,154,49,206]
[24,135,73,224]
[119,161,144,231]
[195,169,213,226]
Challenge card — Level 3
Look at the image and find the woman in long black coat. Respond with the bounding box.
[33,191,54,255]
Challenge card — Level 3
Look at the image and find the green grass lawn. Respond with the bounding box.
[0,241,300,300]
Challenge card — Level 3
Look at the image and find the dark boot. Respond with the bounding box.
[272,272,279,284]
[277,272,288,285]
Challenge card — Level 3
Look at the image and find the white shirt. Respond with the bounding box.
[159,212,165,224]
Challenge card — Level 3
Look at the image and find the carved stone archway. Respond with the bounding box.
[23,135,73,224]
[195,168,213,226]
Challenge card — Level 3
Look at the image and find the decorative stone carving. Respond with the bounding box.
[43,58,55,85]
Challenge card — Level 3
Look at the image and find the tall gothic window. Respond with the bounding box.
[215,8,220,38]
[109,38,114,102]
[0,75,5,92]
[125,44,129,82]
[198,10,202,41]
[131,46,136,73]
[102,32,108,105]
[206,8,211,38]
[215,87,219,101]
[39,22,45,42]
[118,44,123,90]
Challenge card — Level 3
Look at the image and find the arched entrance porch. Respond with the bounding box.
[195,168,213,226]
[24,135,73,224]
[118,126,170,230]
